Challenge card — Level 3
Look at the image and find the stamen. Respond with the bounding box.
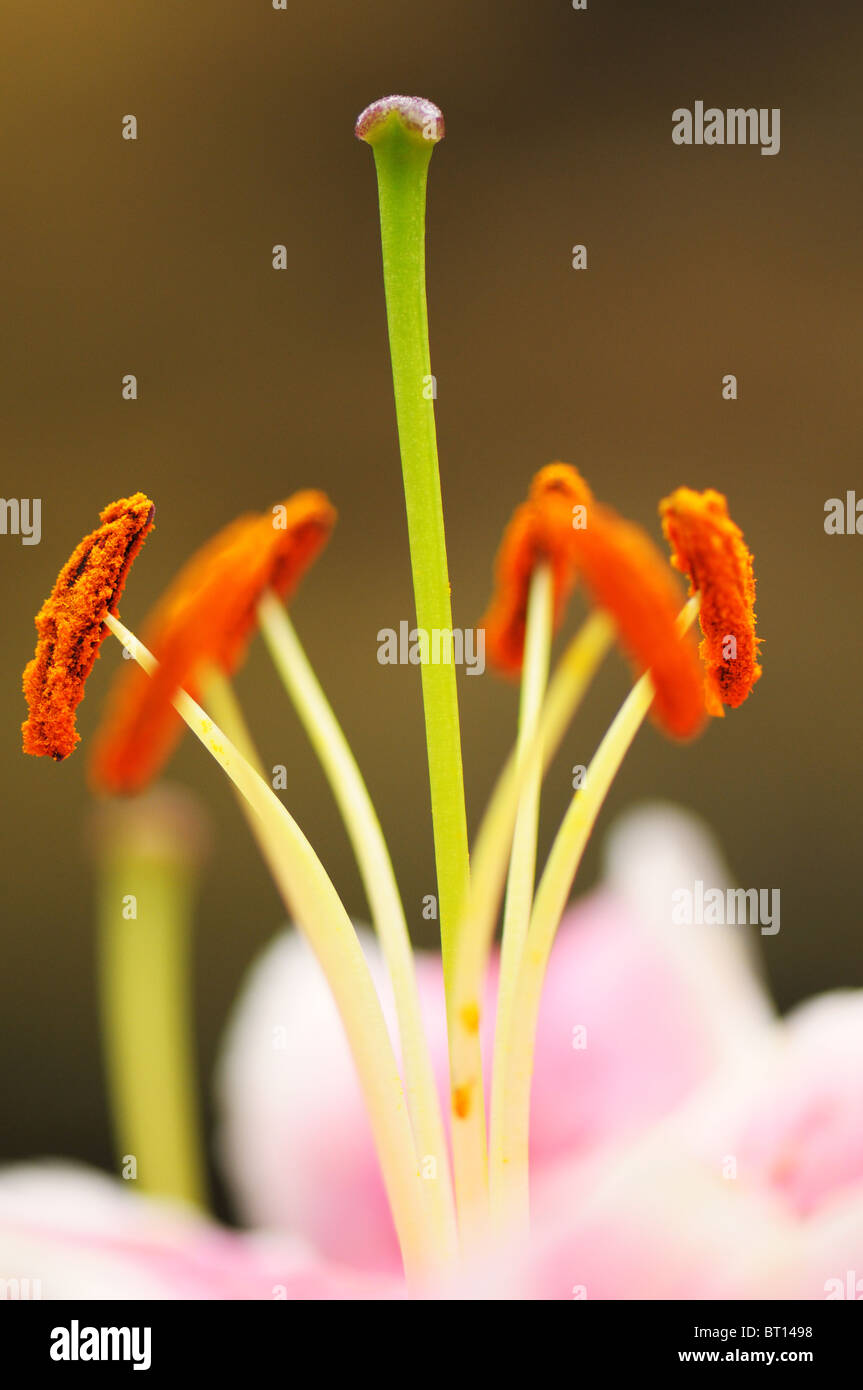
[571,503,706,739]
[482,464,704,738]
[495,597,701,1233]
[660,487,761,715]
[479,472,596,1215]
[21,493,155,760]
[448,611,615,1239]
[103,612,442,1284]
[90,492,334,794]
[489,565,553,1227]
[473,477,593,1231]
[254,593,457,1257]
[483,463,592,674]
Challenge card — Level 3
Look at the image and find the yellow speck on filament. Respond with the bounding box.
[459,1003,480,1035]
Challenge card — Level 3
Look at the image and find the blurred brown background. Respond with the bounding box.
[2,1,861,1189]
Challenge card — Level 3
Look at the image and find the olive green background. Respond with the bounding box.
[2,1,861,1190]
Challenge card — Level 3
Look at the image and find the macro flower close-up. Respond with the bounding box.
[3,3,862,1348]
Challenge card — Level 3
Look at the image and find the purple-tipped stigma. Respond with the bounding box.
[355,95,444,145]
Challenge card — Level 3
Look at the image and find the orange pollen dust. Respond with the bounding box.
[90,491,336,795]
[659,487,761,716]
[482,465,705,739]
[452,1084,473,1120]
[571,504,706,739]
[21,494,156,761]
[482,463,593,674]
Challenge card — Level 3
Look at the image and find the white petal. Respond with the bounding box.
[214,927,409,1271]
[602,801,774,1065]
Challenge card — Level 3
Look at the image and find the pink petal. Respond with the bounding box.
[687,991,863,1218]
[798,1189,863,1299]
[0,1162,400,1299]
[528,888,748,1164]
[216,927,499,1272]
[216,806,772,1271]
[528,803,772,1163]
[447,1142,803,1299]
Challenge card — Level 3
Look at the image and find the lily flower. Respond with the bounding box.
[4,807,862,1300]
[11,468,770,1293]
[11,95,828,1303]
[205,804,863,1299]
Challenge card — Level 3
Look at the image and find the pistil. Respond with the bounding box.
[356,96,471,1005]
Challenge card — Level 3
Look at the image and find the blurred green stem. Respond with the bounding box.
[97,801,207,1208]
